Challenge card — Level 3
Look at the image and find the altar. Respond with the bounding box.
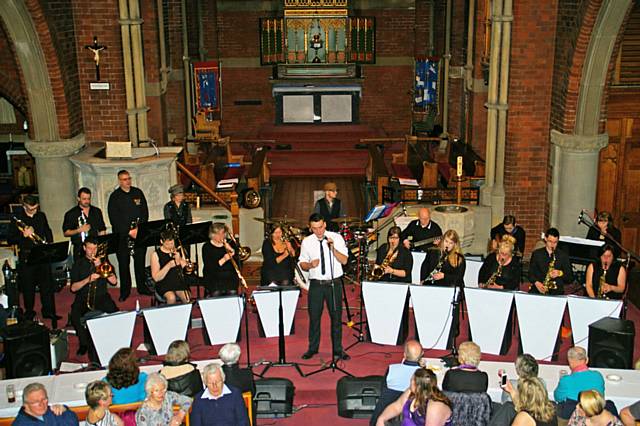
[273,83,361,124]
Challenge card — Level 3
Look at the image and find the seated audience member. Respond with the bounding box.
[159,340,203,397]
[620,400,640,426]
[442,341,488,393]
[218,342,255,395]
[190,363,250,426]
[502,354,544,403]
[85,381,123,426]
[376,368,452,426]
[136,373,192,426]
[370,340,424,426]
[554,346,605,403]
[105,348,148,405]
[13,382,79,425]
[568,390,623,426]
[506,377,557,426]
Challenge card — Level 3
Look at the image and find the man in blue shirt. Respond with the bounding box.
[554,346,605,403]
[13,383,78,425]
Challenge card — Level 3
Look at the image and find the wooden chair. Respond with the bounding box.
[193,111,220,141]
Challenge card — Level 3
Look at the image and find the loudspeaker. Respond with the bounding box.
[254,378,294,418]
[588,317,635,369]
[337,375,384,419]
[1,322,52,379]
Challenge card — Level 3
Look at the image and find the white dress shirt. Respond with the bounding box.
[298,230,348,280]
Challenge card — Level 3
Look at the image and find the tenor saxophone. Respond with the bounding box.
[597,267,608,299]
[369,246,399,281]
[542,251,558,293]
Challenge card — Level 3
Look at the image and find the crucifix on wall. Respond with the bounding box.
[85,36,107,81]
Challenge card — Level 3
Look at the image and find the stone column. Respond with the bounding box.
[549,130,608,237]
[25,135,86,241]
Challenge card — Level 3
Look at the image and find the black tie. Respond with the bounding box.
[320,239,326,275]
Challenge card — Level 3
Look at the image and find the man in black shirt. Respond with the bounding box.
[490,215,526,256]
[401,207,442,252]
[70,237,118,356]
[62,187,107,260]
[107,170,150,300]
[8,195,56,322]
[313,182,344,232]
[528,227,573,295]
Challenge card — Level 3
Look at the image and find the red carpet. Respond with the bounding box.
[30,284,640,425]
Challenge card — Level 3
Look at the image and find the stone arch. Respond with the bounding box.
[0,74,27,116]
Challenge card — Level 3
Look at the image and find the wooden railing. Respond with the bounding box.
[366,144,389,205]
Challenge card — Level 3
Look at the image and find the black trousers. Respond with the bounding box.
[116,240,149,297]
[307,278,343,353]
[18,262,55,317]
[70,293,118,348]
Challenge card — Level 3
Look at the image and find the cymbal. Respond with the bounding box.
[334,216,362,224]
[253,217,299,225]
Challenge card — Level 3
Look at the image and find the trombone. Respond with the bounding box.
[12,217,47,245]
[165,222,197,275]
[224,226,248,289]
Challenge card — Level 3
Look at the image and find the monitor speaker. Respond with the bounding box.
[254,378,294,418]
[337,375,384,418]
[1,322,52,379]
[588,317,635,369]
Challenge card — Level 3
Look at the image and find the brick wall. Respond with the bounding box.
[0,23,27,117]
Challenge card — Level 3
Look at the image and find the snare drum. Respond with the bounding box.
[339,223,354,243]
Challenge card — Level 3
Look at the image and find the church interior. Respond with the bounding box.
[1,0,640,424]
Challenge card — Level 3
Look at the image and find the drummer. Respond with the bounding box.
[401,207,442,252]
[314,181,344,232]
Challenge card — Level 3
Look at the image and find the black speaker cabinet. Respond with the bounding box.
[588,317,635,369]
[337,375,384,419]
[254,378,294,418]
[1,321,51,379]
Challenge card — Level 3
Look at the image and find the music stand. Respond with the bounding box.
[27,241,69,329]
[179,221,212,298]
[135,219,167,250]
[95,233,119,255]
[255,285,305,378]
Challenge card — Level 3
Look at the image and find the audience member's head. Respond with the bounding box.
[457,341,481,367]
[411,368,451,409]
[165,340,191,365]
[219,343,242,366]
[514,377,556,423]
[22,383,49,417]
[404,340,424,363]
[567,346,589,371]
[578,390,606,418]
[106,348,140,390]
[515,354,539,380]
[202,363,226,397]
[85,381,113,410]
[144,373,169,402]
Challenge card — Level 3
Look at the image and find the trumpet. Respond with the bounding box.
[369,247,398,281]
[13,217,47,245]
[224,226,248,289]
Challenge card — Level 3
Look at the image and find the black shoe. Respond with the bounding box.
[301,351,317,360]
[43,314,62,321]
[76,345,88,356]
[118,295,129,302]
[334,352,350,361]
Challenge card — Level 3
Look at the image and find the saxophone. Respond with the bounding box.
[485,259,503,288]
[597,266,608,299]
[369,246,399,281]
[423,250,447,284]
[542,251,558,293]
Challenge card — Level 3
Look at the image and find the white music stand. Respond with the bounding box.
[198,295,244,345]
[515,293,567,360]
[142,303,193,355]
[362,281,408,345]
[253,288,300,337]
[567,296,623,349]
[410,252,426,284]
[410,285,458,350]
[465,288,514,354]
[464,259,483,288]
[87,311,137,367]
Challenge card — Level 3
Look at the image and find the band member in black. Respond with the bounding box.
[70,237,118,356]
[150,230,190,304]
[8,195,56,322]
[261,224,295,286]
[202,222,239,296]
[313,182,344,232]
[585,244,626,300]
[478,235,521,290]
[490,215,526,256]
[528,227,573,295]
[299,213,350,361]
[107,170,150,301]
[586,211,622,258]
[401,207,443,252]
[420,229,465,286]
[62,187,107,260]
[163,184,192,228]
[374,226,413,283]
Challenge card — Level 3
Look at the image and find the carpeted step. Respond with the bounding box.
[269,150,369,176]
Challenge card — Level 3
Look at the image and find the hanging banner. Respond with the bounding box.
[414,58,439,109]
[193,61,219,112]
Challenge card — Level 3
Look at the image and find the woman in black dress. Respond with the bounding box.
[261,225,295,286]
[585,244,626,299]
[202,222,239,296]
[150,229,190,304]
[374,226,413,283]
[586,211,622,258]
[478,235,521,290]
[420,229,466,287]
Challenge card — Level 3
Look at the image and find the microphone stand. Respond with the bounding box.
[440,259,462,368]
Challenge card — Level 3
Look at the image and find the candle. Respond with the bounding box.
[457,156,463,178]
[196,196,201,209]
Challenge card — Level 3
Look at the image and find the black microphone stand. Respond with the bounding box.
[440,268,462,368]
[345,235,369,351]
[306,235,353,377]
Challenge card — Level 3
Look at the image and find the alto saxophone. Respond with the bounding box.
[485,259,503,288]
[597,267,608,299]
[542,251,558,293]
[369,246,399,281]
[423,250,447,284]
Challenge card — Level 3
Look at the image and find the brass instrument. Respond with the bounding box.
[127,219,139,256]
[280,230,307,288]
[88,243,113,310]
[369,246,399,281]
[165,222,197,275]
[597,266,608,299]
[78,211,88,242]
[12,217,46,245]
[423,250,447,284]
[484,259,503,288]
[224,226,248,289]
[542,251,558,293]
[227,228,251,261]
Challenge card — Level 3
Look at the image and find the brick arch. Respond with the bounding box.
[0,74,27,115]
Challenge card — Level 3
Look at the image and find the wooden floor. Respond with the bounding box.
[270,176,366,226]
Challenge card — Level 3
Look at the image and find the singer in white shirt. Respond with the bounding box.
[298,213,350,360]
